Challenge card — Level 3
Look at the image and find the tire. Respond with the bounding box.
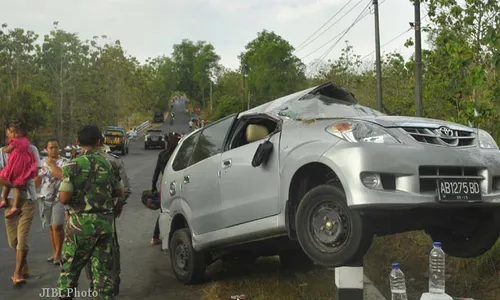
[169,228,206,284]
[428,210,500,258]
[279,248,314,270]
[295,184,373,267]
[126,147,129,154]
[144,145,148,150]
[121,147,126,156]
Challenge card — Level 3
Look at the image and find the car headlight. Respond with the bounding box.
[477,129,498,149]
[326,120,401,144]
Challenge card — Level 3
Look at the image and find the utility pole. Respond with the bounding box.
[373,0,383,112]
[209,80,213,113]
[247,90,250,110]
[414,0,423,117]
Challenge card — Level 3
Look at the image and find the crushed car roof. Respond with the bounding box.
[239,82,357,118]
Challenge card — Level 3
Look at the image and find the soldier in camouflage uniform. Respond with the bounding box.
[57,125,124,300]
[85,144,131,296]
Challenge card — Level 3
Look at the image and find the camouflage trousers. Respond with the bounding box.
[57,233,115,300]
[85,229,120,295]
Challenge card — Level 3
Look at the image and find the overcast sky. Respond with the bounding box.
[1,0,430,70]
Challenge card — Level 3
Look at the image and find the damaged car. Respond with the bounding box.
[157,82,500,284]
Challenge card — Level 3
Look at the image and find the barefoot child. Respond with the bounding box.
[0,124,38,218]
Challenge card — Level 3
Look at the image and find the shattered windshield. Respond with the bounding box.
[277,94,385,120]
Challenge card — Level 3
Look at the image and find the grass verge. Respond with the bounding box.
[199,233,500,300]
[365,232,500,300]
[200,259,334,300]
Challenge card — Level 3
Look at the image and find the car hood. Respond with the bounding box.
[351,115,474,132]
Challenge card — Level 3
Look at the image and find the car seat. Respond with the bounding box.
[246,124,269,143]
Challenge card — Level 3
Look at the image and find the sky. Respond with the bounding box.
[1,0,430,70]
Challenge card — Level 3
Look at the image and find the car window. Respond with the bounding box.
[191,115,236,165]
[172,131,200,171]
[104,130,124,136]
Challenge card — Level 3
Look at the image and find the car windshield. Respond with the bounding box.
[147,131,163,135]
[104,130,124,136]
[277,94,385,120]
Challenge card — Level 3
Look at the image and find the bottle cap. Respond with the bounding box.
[391,263,400,269]
[433,241,441,247]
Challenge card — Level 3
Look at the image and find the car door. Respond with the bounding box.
[218,118,281,228]
[181,115,237,234]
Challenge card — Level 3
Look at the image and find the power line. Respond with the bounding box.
[295,0,366,53]
[304,0,372,68]
[294,0,354,52]
[317,2,372,64]
[360,12,429,60]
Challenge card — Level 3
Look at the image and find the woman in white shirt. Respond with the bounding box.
[35,138,69,265]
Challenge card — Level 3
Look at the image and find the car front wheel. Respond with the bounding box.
[427,209,500,258]
[295,184,373,267]
[169,228,206,284]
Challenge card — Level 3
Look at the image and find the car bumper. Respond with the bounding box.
[320,143,500,208]
[107,144,124,150]
[159,211,173,250]
[145,141,165,146]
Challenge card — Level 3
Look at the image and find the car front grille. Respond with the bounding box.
[419,166,484,193]
[401,127,475,147]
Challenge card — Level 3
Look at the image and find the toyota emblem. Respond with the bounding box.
[438,126,454,137]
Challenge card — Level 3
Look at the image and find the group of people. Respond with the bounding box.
[0,120,131,299]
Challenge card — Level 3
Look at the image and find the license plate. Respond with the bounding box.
[151,137,158,141]
[436,179,482,202]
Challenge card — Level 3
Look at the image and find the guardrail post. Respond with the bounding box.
[335,258,364,300]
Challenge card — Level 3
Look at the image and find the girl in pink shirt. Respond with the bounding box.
[0,125,38,218]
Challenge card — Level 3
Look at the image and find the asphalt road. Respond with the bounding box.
[0,100,386,300]
[0,103,199,300]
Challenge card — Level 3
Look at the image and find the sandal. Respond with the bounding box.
[0,201,7,209]
[47,256,54,262]
[5,209,22,219]
[11,275,26,285]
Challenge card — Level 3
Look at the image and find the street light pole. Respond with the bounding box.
[373,0,383,112]
[414,0,423,117]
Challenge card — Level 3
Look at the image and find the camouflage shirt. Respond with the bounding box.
[59,150,124,236]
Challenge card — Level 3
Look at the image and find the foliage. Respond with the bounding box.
[0,23,220,146]
[239,30,307,106]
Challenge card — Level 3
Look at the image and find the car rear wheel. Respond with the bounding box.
[121,147,126,156]
[169,228,206,284]
[295,184,373,267]
[144,145,148,150]
[427,210,500,258]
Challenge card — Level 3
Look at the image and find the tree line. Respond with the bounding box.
[0,0,498,147]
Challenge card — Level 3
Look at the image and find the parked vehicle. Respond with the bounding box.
[144,129,166,149]
[158,82,500,284]
[103,126,130,155]
[153,112,164,123]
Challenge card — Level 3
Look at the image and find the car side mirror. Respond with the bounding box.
[252,140,273,167]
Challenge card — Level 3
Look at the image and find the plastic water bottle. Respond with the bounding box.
[429,242,446,294]
[390,263,408,300]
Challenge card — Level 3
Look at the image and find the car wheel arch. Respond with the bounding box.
[285,161,347,239]
[168,213,190,245]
